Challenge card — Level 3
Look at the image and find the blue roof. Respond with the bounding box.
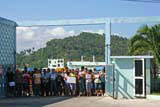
[96,66,104,71]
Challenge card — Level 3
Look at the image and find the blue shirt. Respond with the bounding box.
[50,72,58,80]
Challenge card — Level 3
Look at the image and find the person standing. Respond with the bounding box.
[41,69,50,96]
[94,72,103,96]
[22,70,31,96]
[100,69,105,96]
[15,69,23,97]
[78,67,85,96]
[85,69,92,96]
[46,68,51,96]
[33,69,41,96]
[69,69,76,96]
[92,68,97,95]
[75,68,80,96]
[57,72,64,96]
[50,69,58,96]
[63,68,70,96]
[6,67,15,97]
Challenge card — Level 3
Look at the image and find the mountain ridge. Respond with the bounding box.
[16,32,129,68]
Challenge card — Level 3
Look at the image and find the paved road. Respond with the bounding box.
[0,96,160,107]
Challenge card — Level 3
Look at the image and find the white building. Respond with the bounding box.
[48,59,64,69]
[67,61,105,70]
[67,56,105,70]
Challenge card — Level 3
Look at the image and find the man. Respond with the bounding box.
[6,67,15,97]
[41,69,50,96]
[78,67,85,96]
[75,68,80,96]
[63,68,70,96]
[33,69,41,96]
[100,68,105,96]
[50,69,58,96]
[57,72,64,96]
[15,69,23,97]
[92,68,97,95]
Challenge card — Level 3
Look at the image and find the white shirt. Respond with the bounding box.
[86,74,92,83]
[94,74,101,83]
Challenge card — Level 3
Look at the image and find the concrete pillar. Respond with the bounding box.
[105,19,111,64]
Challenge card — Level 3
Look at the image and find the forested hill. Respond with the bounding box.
[16,32,129,68]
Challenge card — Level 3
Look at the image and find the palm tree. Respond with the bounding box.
[129,24,160,68]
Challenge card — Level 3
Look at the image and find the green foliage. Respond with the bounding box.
[16,32,129,68]
[129,24,160,67]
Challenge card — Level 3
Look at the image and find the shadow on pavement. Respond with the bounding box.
[0,96,73,107]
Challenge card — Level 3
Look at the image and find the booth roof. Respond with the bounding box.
[110,56,153,59]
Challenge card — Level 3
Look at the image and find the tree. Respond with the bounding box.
[16,32,129,68]
[129,24,160,68]
[129,24,160,92]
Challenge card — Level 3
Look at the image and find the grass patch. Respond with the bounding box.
[151,92,160,96]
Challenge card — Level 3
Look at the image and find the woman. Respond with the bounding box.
[94,72,103,96]
[69,69,76,96]
[85,69,92,96]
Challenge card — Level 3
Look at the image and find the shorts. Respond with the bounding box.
[70,83,76,91]
[95,83,101,90]
[79,82,85,93]
[23,82,30,91]
[86,82,92,92]
[101,82,105,90]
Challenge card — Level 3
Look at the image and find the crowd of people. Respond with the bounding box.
[6,66,105,97]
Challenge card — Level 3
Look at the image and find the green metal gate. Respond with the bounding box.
[106,64,115,98]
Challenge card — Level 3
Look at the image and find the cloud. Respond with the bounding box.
[16,27,105,52]
[96,29,104,35]
[16,27,76,52]
[111,33,121,36]
[17,27,48,52]
[16,27,40,41]
[17,27,39,34]
[82,29,104,35]
[45,27,76,38]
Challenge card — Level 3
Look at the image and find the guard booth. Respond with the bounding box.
[106,56,153,99]
[0,17,16,97]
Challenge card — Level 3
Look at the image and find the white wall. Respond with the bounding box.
[146,59,151,95]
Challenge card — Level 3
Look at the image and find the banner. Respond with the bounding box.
[67,77,76,83]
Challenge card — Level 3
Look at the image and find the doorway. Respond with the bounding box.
[134,59,145,97]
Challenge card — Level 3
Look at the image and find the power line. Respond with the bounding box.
[123,0,160,3]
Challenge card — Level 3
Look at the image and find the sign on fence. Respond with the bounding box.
[67,77,76,83]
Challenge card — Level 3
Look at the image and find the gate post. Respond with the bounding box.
[105,18,112,97]
[105,18,111,65]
